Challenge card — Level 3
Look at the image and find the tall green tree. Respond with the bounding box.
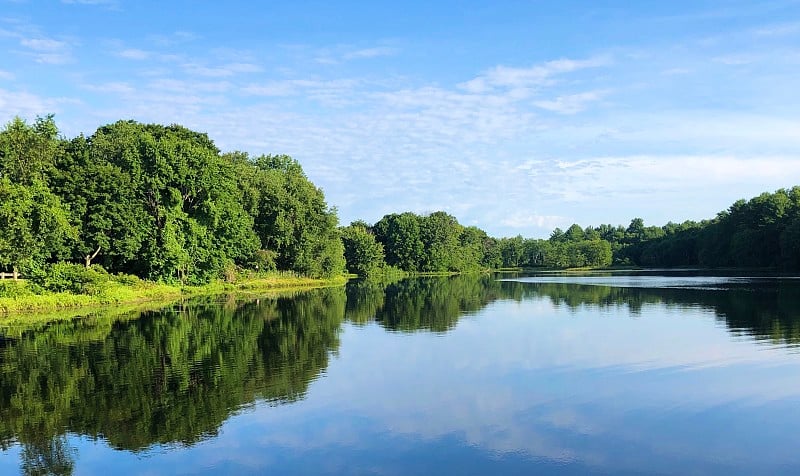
[89,121,259,282]
[239,154,344,278]
[0,178,74,276]
[0,115,58,185]
[341,224,385,276]
[373,213,424,272]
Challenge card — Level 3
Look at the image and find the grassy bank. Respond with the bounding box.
[0,270,348,315]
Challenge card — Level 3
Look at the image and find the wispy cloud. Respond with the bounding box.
[753,21,800,37]
[501,213,571,230]
[0,88,79,119]
[148,31,198,46]
[61,0,116,4]
[241,79,361,105]
[0,70,14,80]
[534,90,610,114]
[19,35,73,63]
[712,54,758,65]
[458,56,612,94]
[313,44,400,64]
[117,48,150,60]
[182,62,262,77]
[81,81,135,94]
[343,46,398,60]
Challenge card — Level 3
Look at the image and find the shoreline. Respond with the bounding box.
[0,275,349,318]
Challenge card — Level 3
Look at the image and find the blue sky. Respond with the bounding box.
[1,0,799,237]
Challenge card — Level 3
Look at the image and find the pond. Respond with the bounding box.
[1,271,799,475]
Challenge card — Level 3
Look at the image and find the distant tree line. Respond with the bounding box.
[339,212,614,275]
[341,189,800,275]
[0,116,343,283]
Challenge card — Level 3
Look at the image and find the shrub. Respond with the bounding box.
[32,263,112,295]
[111,273,143,286]
[0,280,35,298]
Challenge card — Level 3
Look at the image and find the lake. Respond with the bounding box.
[1,271,800,475]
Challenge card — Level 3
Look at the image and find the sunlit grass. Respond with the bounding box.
[0,271,348,316]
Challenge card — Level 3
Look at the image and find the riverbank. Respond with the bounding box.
[0,273,348,315]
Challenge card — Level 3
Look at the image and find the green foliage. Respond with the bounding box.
[237,153,345,278]
[31,263,112,295]
[372,212,493,273]
[0,178,74,273]
[341,224,385,276]
[3,115,798,285]
[0,280,35,298]
[88,121,260,282]
[0,115,58,185]
[419,211,463,271]
[373,212,424,271]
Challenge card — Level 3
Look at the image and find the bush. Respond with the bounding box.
[32,263,113,295]
[111,273,143,286]
[0,280,35,298]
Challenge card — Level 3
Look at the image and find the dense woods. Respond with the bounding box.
[1,116,798,286]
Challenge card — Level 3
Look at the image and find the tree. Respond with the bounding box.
[242,154,344,278]
[419,211,463,271]
[89,121,259,282]
[341,224,385,276]
[373,213,424,272]
[50,134,153,273]
[0,115,59,185]
[565,223,585,242]
[0,178,74,276]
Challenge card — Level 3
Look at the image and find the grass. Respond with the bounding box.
[0,272,348,316]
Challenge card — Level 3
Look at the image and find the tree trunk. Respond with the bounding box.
[85,246,101,268]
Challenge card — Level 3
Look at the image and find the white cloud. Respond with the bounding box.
[712,54,758,65]
[753,22,800,37]
[20,37,65,50]
[61,0,116,4]
[82,81,135,94]
[661,68,691,75]
[19,36,72,63]
[458,56,612,93]
[313,44,400,64]
[343,46,398,60]
[534,90,610,114]
[117,48,150,60]
[148,31,198,46]
[0,88,78,119]
[0,70,14,80]
[501,213,571,230]
[182,62,263,77]
[241,79,360,100]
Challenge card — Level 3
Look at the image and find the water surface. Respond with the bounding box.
[1,273,799,474]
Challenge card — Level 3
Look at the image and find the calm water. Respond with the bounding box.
[1,272,800,475]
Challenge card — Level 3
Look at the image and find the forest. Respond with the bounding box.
[1,116,799,289]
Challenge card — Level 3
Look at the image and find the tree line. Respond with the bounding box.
[340,212,615,274]
[2,116,798,283]
[341,190,800,274]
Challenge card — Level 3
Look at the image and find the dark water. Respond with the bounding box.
[1,272,800,475]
